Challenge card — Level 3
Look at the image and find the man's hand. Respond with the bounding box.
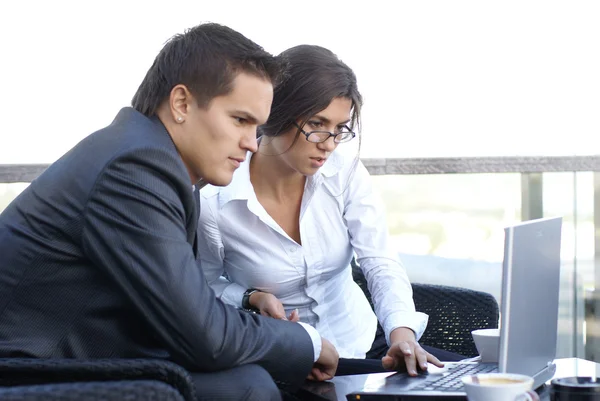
[382,327,444,376]
[307,337,339,381]
[249,292,299,321]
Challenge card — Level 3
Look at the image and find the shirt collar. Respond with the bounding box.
[217,149,345,209]
[319,150,344,178]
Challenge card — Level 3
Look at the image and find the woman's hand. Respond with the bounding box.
[382,327,444,376]
[249,291,299,321]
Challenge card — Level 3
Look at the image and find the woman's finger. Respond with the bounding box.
[414,345,429,371]
[288,308,300,322]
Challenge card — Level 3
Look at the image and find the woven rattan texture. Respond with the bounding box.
[0,380,184,401]
[0,358,195,401]
[352,260,499,357]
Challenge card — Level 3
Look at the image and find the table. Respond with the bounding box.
[299,358,600,400]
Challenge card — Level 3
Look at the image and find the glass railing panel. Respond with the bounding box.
[543,172,593,359]
[372,173,522,298]
[0,183,29,213]
[372,172,590,359]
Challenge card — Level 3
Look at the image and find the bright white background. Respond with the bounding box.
[0,0,599,163]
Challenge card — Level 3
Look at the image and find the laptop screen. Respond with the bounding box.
[498,217,562,377]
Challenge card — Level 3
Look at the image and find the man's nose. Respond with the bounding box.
[241,130,258,153]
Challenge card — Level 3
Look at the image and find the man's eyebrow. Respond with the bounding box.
[233,110,259,123]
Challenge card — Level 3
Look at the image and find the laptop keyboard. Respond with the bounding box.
[413,363,498,391]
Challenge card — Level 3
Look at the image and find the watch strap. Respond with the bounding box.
[242,288,261,310]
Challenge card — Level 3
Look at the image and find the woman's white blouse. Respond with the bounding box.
[197,151,428,359]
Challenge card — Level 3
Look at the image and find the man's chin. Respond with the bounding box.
[204,174,233,187]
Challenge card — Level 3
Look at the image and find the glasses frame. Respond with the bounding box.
[293,122,356,144]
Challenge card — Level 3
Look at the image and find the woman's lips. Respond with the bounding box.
[310,157,326,167]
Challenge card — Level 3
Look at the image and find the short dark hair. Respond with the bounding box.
[259,45,363,138]
[132,23,282,116]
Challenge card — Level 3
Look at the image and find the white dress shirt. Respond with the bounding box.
[197,151,428,359]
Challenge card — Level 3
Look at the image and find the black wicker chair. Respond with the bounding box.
[0,380,185,401]
[0,358,196,401]
[411,283,500,357]
[352,259,499,357]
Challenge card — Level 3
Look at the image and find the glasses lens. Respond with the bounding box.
[307,132,331,143]
[335,131,355,143]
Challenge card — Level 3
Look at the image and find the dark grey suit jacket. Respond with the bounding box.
[0,108,314,386]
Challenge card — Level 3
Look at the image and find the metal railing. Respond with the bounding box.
[4,156,600,182]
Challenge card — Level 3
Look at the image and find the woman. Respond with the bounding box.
[198,45,459,375]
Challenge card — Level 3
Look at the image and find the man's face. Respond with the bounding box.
[175,72,273,186]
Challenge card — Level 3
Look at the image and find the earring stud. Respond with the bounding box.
[177,117,183,122]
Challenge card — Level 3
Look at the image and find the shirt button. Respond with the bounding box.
[289,248,296,253]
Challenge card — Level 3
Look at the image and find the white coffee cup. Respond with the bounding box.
[472,328,500,363]
[462,373,539,401]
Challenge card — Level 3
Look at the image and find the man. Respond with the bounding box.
[0,23,338,400]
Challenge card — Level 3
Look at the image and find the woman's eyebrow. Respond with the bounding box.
[311,115,351,125]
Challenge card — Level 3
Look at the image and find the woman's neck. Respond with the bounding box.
[250,146,305,203]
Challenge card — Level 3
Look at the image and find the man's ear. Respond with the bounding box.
[169,84,192,124]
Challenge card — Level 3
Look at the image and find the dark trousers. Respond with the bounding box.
[335,328,466,376]
[191,364,281,401]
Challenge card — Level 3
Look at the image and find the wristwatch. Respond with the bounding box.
[242,288,261,310]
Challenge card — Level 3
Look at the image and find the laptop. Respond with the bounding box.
[342,216,563,400]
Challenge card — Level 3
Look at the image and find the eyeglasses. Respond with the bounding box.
[293,122,356,144]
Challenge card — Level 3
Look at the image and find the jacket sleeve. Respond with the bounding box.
[81,149,314,385]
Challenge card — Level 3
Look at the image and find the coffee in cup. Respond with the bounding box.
[478,377,528,386]
[462,373,539,401]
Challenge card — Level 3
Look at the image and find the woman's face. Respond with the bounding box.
[268,97,353,176]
